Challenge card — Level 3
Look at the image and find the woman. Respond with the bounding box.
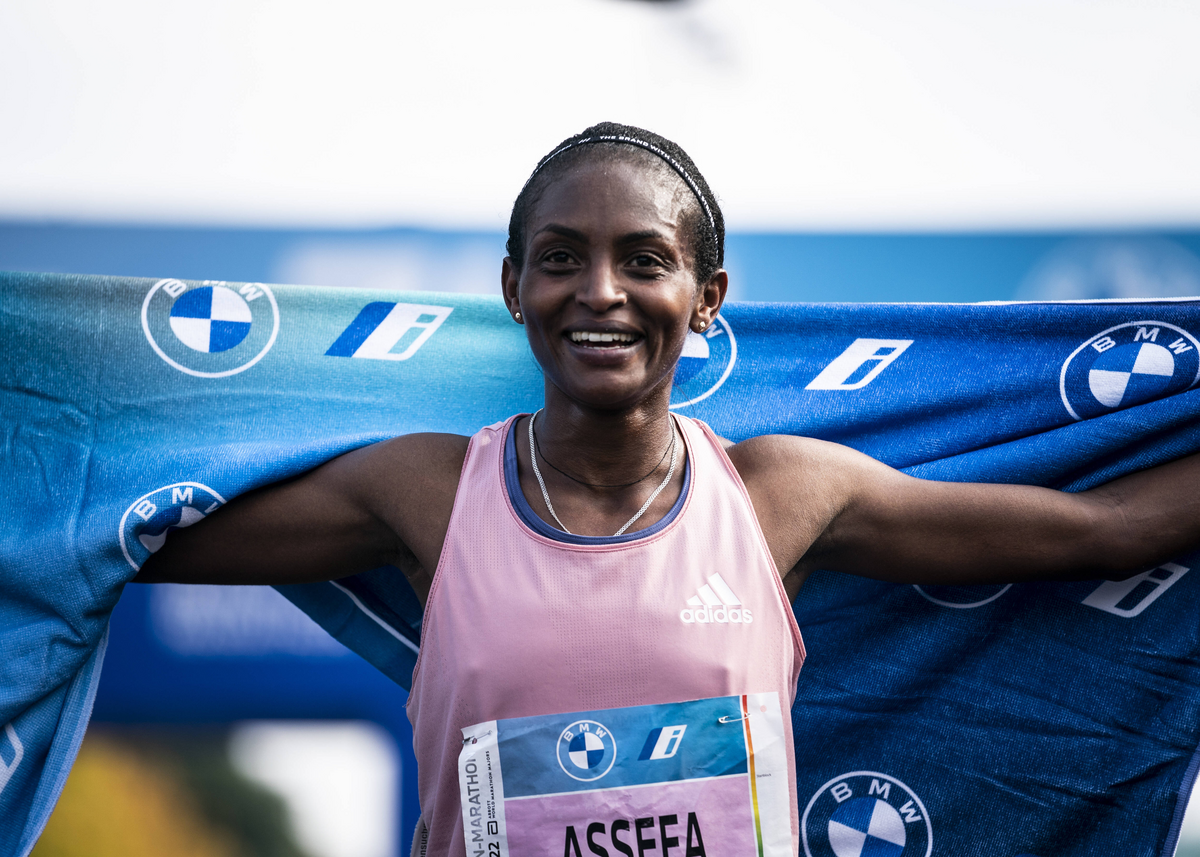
[139,122,1200,856]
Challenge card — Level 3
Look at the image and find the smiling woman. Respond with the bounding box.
[136,122,1200,857]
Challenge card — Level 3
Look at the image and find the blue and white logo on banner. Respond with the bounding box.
[169,286,252,353]
[119,482,226,570]
[1060,321,1200,420]
[671,314,736,409]
[802,772,932,857]
[325,301,453,361]
[142,278,280,377]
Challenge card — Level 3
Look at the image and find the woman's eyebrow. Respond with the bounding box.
[533,224,586,241]
[617,229,671,246]
[532,225,672,246]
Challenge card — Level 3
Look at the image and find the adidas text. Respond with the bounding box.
[679,605,753,625]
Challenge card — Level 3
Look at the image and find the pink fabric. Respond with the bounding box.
[407,415,805,856]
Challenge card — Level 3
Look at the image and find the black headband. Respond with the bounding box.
[522,133,718,243]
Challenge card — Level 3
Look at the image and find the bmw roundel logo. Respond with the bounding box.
[119,482,226,570]
[142,278,280,377]
[1060,321,1200,421]
[670,314,737,409]
[556,720,617,782]
[802,771,932,857]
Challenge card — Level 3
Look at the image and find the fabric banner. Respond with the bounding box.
[3,270,1200,857]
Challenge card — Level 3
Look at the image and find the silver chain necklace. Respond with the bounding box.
[528,410,678,537]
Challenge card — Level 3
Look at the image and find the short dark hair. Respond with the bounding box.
[506,122,725,286]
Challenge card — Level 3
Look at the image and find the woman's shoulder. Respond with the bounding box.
[678,419,843,478]
[367,431,474,481]
[362,415,523,487]
[337,432,475,574]
[723,433,872,494]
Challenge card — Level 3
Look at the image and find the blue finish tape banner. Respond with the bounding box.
[3,271,1200,857]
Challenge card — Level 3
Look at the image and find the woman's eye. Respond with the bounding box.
[542,250,574,265]
[630,254,662,268]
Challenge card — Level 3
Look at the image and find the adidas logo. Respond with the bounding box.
[679,573,753,625]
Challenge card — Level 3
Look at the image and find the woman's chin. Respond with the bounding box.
[551,372,674,412]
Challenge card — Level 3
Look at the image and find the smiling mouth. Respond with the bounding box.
[567,331,641,347]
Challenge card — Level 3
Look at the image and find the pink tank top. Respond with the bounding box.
[407,414,806,856]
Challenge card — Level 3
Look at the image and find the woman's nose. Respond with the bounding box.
[575,264,626,313]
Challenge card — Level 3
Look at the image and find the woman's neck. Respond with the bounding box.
[535,388,677,490]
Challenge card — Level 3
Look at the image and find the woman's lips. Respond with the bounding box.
[563,332,643,363]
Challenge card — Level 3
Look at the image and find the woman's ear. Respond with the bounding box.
[501,257,523,324]
[693,269,728,332]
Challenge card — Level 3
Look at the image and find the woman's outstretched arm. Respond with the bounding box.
[135,433,469,602]
[731,435,1200,599]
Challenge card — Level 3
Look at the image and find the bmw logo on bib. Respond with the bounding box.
[1060,321,1200,421]
[142,278,280,377]
[556,719,617,782]
[670,314,737,409]
[802,772,932,857]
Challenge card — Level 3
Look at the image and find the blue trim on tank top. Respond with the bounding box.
[504,416,692,545]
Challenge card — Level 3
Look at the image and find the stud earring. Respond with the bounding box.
[698,321,707,330]
[515,312,522,322]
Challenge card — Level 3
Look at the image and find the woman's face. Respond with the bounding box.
[503,156,725,411]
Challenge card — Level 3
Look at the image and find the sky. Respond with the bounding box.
[3,0,1200,231]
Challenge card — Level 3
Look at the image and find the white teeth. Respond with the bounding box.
[570,331,636,344]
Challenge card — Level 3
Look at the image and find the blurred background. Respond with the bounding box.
[4,1,1200,855]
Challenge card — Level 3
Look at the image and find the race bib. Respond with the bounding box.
[458,693,791,857]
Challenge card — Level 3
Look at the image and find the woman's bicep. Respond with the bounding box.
[813,467,1115,585]
[750,434,1200,590]
[134,445,404,585]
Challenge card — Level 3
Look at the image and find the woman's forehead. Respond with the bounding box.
[527,157,691,238]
